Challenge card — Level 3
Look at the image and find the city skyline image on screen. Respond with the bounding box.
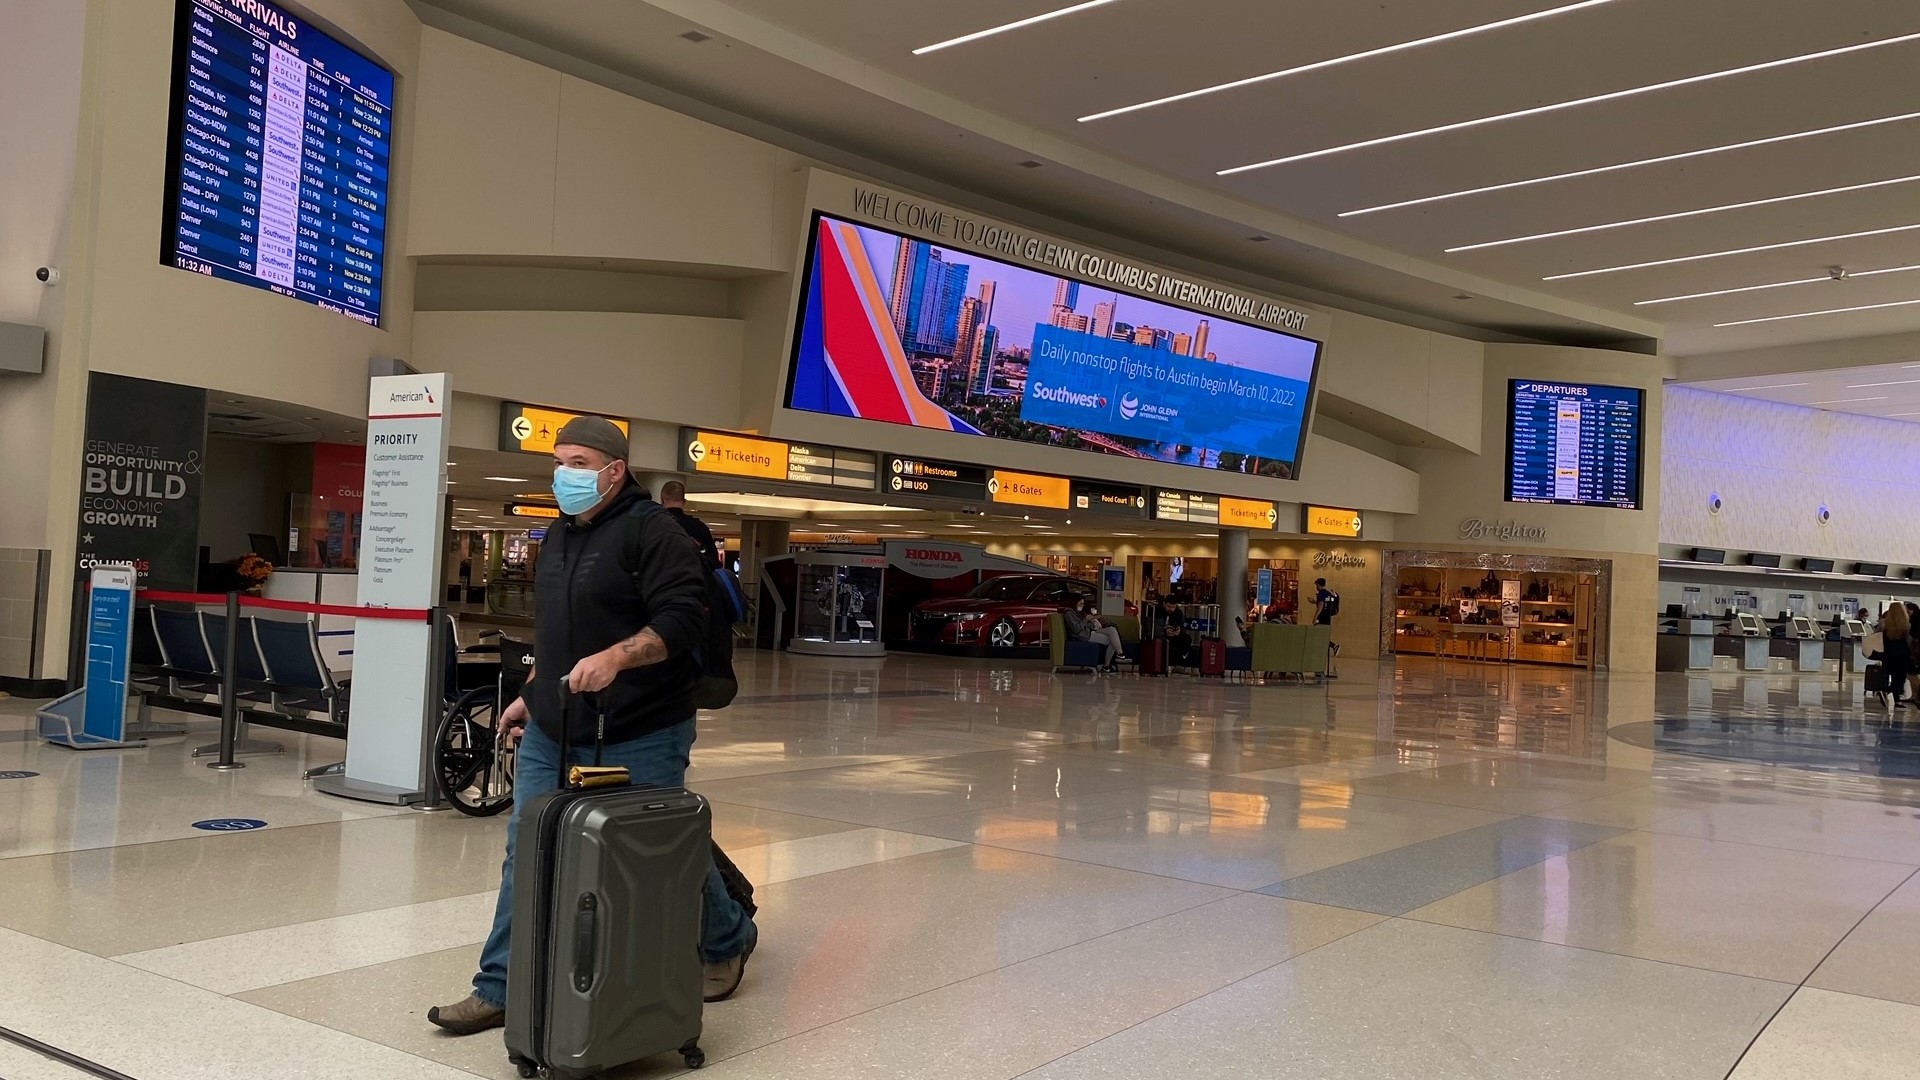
[786,214,1322,479]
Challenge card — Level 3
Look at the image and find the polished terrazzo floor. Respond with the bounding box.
[4,653,1920,1079]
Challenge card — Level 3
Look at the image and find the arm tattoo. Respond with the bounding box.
[615,627,669,668]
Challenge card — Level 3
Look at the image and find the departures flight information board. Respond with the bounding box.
[1506,380,1644,510]
[161,0,394,325]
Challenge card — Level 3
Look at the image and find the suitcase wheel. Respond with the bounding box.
[682,1040,706,1070]
[514,1065,537,1080]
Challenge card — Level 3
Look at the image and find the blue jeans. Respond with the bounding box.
[472,718,757,1008]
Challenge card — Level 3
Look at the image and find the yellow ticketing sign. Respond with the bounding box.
[1304,504,1363,538]
[1218,497,1279,530]
[989,470,1071,510]
[500,403,631,456]
[506,503,561,520]
[684,430,790,481]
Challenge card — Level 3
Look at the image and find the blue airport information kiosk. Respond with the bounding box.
[39,566,163,749]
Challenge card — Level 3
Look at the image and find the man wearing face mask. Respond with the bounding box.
[429,416,757,1035]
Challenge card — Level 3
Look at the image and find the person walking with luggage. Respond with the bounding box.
[1312,577,1341,677]
[429,417,757,1036]
[1882,602,1913,708]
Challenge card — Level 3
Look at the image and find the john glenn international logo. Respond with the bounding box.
[1119,393,1140,420]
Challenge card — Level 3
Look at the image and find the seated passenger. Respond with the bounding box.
[1064,597,1125,674]
[1156,597,1192,668]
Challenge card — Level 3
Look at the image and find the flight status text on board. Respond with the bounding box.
[1506,381,1643,510]
[161,0,394,325]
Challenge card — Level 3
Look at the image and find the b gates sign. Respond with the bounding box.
[76,374,207,589]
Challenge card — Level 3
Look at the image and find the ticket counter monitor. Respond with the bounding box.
[1770,615,1824,672]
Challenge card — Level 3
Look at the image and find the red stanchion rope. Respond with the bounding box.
[137,589,431,621]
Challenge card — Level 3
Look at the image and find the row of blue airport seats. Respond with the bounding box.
[139,606,348,726]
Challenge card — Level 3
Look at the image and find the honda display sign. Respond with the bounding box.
[886,541,986,579]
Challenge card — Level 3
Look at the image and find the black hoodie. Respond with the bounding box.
[528,482,710,747]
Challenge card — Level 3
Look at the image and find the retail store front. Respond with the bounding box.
[1385,550,1610,669]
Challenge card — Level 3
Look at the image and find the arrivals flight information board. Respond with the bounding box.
[161,0,394,325]
[1506,380,1644,510]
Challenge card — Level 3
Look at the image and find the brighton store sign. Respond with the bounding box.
[1458,518,1548,543]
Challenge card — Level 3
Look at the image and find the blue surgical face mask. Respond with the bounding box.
[552,462,614,515]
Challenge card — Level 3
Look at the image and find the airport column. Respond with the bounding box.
[1219,527,1248,647]
[740,518,790,593]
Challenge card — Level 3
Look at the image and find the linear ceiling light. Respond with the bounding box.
[1543,223,1920,281]
[913,0,1123,55]
[1846,378,1920,388]
[1805,396,1891,405]
[1221,32,1920,176]
[1636,263,1920,305]
[1078,0,1621,123]
[1715,298,1920,328]
[1341,112,1920,217]
[1718,382,1809,392]
[1446,174,1920,253]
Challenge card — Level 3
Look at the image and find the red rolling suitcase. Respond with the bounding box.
[1138,637,1169,676]
[1199,639,1227,677]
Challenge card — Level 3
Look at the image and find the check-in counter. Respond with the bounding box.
[1713,613,1771,671]
[1768,615,1824,672]
[1656,619,1716,672]
[1824,619,1870,670]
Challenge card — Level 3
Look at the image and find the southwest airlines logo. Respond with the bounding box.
[1119,393,1140,420]
[1030,381,1105,410]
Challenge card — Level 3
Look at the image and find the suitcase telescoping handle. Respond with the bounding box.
[556,683,628,789]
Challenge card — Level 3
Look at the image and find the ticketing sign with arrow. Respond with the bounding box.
[498,402,630,456]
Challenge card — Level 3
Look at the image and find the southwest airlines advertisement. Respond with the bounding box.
[786,213,1321,479]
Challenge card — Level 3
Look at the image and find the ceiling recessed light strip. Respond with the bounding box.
[1846,378,1920,388]
[1445,174,1920,253]
[1806,396,1891,405]
[1078,0,1621,123]
[1635,263,1920,305]
[1714,298,1920,328]
[1341,111,1920,217]
[1543,223,1920,281]
[1720,382,1809,392]
[913,0,1123,55]
[1220,32,1920,176]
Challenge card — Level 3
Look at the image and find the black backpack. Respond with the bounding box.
[1322,590,1341,618]
[620,500,739,711]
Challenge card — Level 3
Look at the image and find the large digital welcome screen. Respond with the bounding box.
[785,214,1322,479]
[161,0,394,325]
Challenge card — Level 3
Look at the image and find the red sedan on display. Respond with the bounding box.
[909,574,1099,648]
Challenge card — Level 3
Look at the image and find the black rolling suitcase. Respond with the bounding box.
[1867,662,1890,702]
[505,698,711,1077]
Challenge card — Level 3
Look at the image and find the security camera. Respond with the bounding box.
[1827,266,1848,281]
[35,266,60,285]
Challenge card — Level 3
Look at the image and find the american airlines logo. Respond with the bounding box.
[904,548,964,563]
[1030,382,1104,410]
[388,385,436,404]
